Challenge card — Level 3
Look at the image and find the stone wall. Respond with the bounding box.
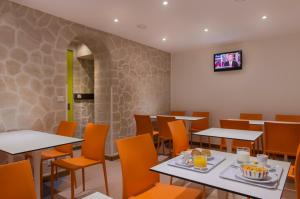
[0,0,170,156]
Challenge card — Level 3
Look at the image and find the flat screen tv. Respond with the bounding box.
[214,50,242,72]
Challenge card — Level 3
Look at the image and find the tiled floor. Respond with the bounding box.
[46,150,296,199]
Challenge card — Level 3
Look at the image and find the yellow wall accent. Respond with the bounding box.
[67,50,74,121]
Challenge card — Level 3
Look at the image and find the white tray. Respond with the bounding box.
[168,155,226,173]
[219,164,283,189]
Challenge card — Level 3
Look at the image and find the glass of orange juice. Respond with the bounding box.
[193,155,207,169]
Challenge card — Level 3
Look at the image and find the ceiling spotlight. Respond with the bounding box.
[261,15,268,20]
[114,18,119,23]
[163,1,168,6]
[204,28,209,32]
[162,37,167,42]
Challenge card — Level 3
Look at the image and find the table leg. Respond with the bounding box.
[226,139,233,153]
[30,150,41,199]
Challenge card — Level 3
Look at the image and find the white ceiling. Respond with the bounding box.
[10,0,300,52]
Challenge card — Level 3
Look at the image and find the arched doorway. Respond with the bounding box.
[67,41,95,137]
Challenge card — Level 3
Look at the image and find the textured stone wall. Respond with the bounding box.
[0,0,170,156]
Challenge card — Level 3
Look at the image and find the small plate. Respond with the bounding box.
[175,159,193,167]
[235,171,278,184]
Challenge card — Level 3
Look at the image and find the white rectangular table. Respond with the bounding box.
[193,128,263,152]
[151,149,290,199]
[228,119,300,125]
[150,115,205,121]
[0,130,83,199]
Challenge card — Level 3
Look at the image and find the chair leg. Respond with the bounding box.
[170,176,173,184]
[50,162,55,199]
[156,137,160,153]
[40,159,43,199]
[103,161,109,195]
[71,170,75,199]
[82,168,85,191]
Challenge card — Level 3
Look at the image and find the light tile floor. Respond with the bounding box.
[46,150,296,199]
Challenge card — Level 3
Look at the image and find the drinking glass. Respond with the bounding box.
[193,155,207,169]
[236,147,250,163]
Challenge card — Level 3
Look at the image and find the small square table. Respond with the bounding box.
[193,128,263,153]
[0,130,83,199]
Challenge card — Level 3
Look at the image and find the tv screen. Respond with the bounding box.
[214,50,242,72]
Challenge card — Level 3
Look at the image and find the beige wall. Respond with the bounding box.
[171,33,300,127]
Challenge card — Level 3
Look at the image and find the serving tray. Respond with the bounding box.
[167,154,226,173]
[219,164,283,189]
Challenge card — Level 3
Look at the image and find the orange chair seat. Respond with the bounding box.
[288,165,295,179]
[153,131,159,136]
[130,183,202,199]
[190,127,202,132]
[53,156,100,170]
[41,149,71,160]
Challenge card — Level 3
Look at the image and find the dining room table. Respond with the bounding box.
[193,128,263,153]
[151,149,290,199]
[0,130,83,199]
[151,115,206,142]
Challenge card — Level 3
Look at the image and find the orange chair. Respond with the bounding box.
[134,114,159,137]
[240,113,263,120]
[40,121,77,198]
[51,123,109,199]
[190,112,210,147]
[168,120,189,157]
[275,114,300,122]
[0,160,36,199]
[220,119,254,152]
[264,122,300,158]
[288,144,300,199]
[157,116,176,155]
[116,134,202,199]
[170,111,186,116]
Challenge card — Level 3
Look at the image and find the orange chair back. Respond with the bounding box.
[170,111,186,116]
[220,119,251,149]
[0,160,36,199]
[55,121,77,153]
[116,134,159,199]
[264,122,300,156]
[81,123,109,162]
[191,112,209,131]
[275,114,300,122]
[168,120,189,157]
[157,116,176,139]
[295,144,300,199]
[240,113,263,120]
[134,115,154,136]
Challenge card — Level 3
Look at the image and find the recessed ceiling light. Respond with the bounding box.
[162,37,167,42]
[261,15,268,20]
[163,1,168,6]
[114,18,119,23]
[204,28,209,32]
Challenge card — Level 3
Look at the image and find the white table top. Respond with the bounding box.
[0,130,83,155]
[151,149,290,199]
[193,128,262,141]
[83,192,112,199]
[150,115,205,121]
[228,119,300,125]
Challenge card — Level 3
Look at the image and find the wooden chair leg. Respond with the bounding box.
[71,170,75,199]
[82,168,85,191]
[50,162,55,199]
[170,176,173,184]
[40,159,43,199]
[103,162,109,195]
